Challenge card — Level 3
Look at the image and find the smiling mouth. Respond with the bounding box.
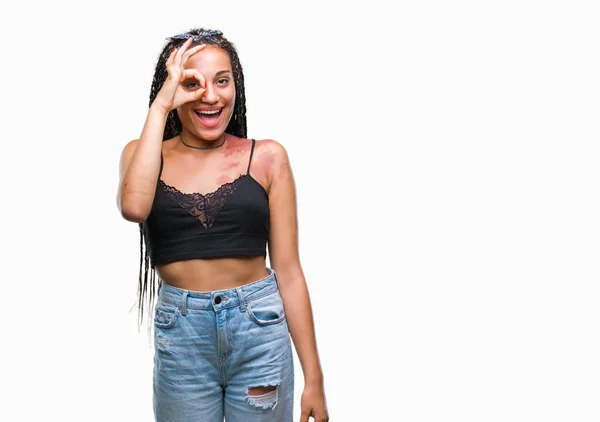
[194,108,223,126]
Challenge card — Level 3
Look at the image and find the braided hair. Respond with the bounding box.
[135,28,248,330]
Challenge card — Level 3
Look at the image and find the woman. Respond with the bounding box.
[117,28,329,421]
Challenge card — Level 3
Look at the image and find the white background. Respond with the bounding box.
[2,0,599,421]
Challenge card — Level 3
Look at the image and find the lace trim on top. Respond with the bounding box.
[159,174,247,229]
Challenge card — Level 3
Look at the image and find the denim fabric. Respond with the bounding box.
[153,267,294,421]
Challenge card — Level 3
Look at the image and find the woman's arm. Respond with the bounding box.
[265,139,328,420]
[117,105,169,222]
[118,39,206,223]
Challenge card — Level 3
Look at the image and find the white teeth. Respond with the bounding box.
[196,109,221,115]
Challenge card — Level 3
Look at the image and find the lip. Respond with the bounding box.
[193,108,224,128]
[195,107,223,112]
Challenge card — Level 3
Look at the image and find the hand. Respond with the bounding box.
[152,37,207,113]
[300,382,329,422]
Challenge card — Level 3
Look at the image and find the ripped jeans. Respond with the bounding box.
[153,267,294,421]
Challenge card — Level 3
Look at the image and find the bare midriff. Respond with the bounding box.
[155,256,269,292]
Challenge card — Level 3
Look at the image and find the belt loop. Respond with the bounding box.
[180,291,188,316]
[271,268,279,289]
[236,287,247,312]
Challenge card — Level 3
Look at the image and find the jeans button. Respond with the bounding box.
[214,296,222,304]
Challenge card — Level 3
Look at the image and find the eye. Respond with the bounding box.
[217,78,230,85]
[185,81,201,89]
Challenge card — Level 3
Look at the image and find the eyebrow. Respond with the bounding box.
[215,70,233,76]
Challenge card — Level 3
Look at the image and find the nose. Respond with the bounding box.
[201,83,218,104]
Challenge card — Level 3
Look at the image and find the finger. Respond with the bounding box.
[178,37,194,56]
[183,69,206,90]
[299,409,311,422]
[181,69,207,103]
[187,86,207,103]
[165,47,177,67]
[174,37,194,67]
[163,48,179,80]
[181,44,206,63]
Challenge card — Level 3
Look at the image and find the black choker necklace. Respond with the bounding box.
[180,133,227,150]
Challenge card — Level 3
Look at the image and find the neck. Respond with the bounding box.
[180,133,227,150]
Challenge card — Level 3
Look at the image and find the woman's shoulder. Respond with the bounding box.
[250,138,294,190]
[250,138,289,160]
[224,136,289,163]
[228,137,288,191]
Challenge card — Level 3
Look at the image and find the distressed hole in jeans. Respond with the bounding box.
[156,334,169,351]
[246,383,280,410]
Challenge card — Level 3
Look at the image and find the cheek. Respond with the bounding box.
[227,86,236,104]
[228,90,236,115]
[176,108,187,123]
[223,88,236,119]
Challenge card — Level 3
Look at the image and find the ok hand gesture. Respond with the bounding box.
[152,37,207,113]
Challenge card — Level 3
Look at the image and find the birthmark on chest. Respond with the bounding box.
[216,170,241,185]
[223,142,248,157]
[221,160,241,171]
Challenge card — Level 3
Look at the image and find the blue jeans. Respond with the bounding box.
[153,267,295,421]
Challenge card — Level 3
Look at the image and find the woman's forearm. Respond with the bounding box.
[279,276,324,384]
[118,105,169,222]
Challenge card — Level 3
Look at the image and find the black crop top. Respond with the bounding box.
[140,138,269,265]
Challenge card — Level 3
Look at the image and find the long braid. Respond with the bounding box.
[135,27,248,331]
[134,223,157,332]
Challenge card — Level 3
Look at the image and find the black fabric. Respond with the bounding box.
[141,138,269,265]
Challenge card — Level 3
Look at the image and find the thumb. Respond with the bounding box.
[187,87,207,103]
